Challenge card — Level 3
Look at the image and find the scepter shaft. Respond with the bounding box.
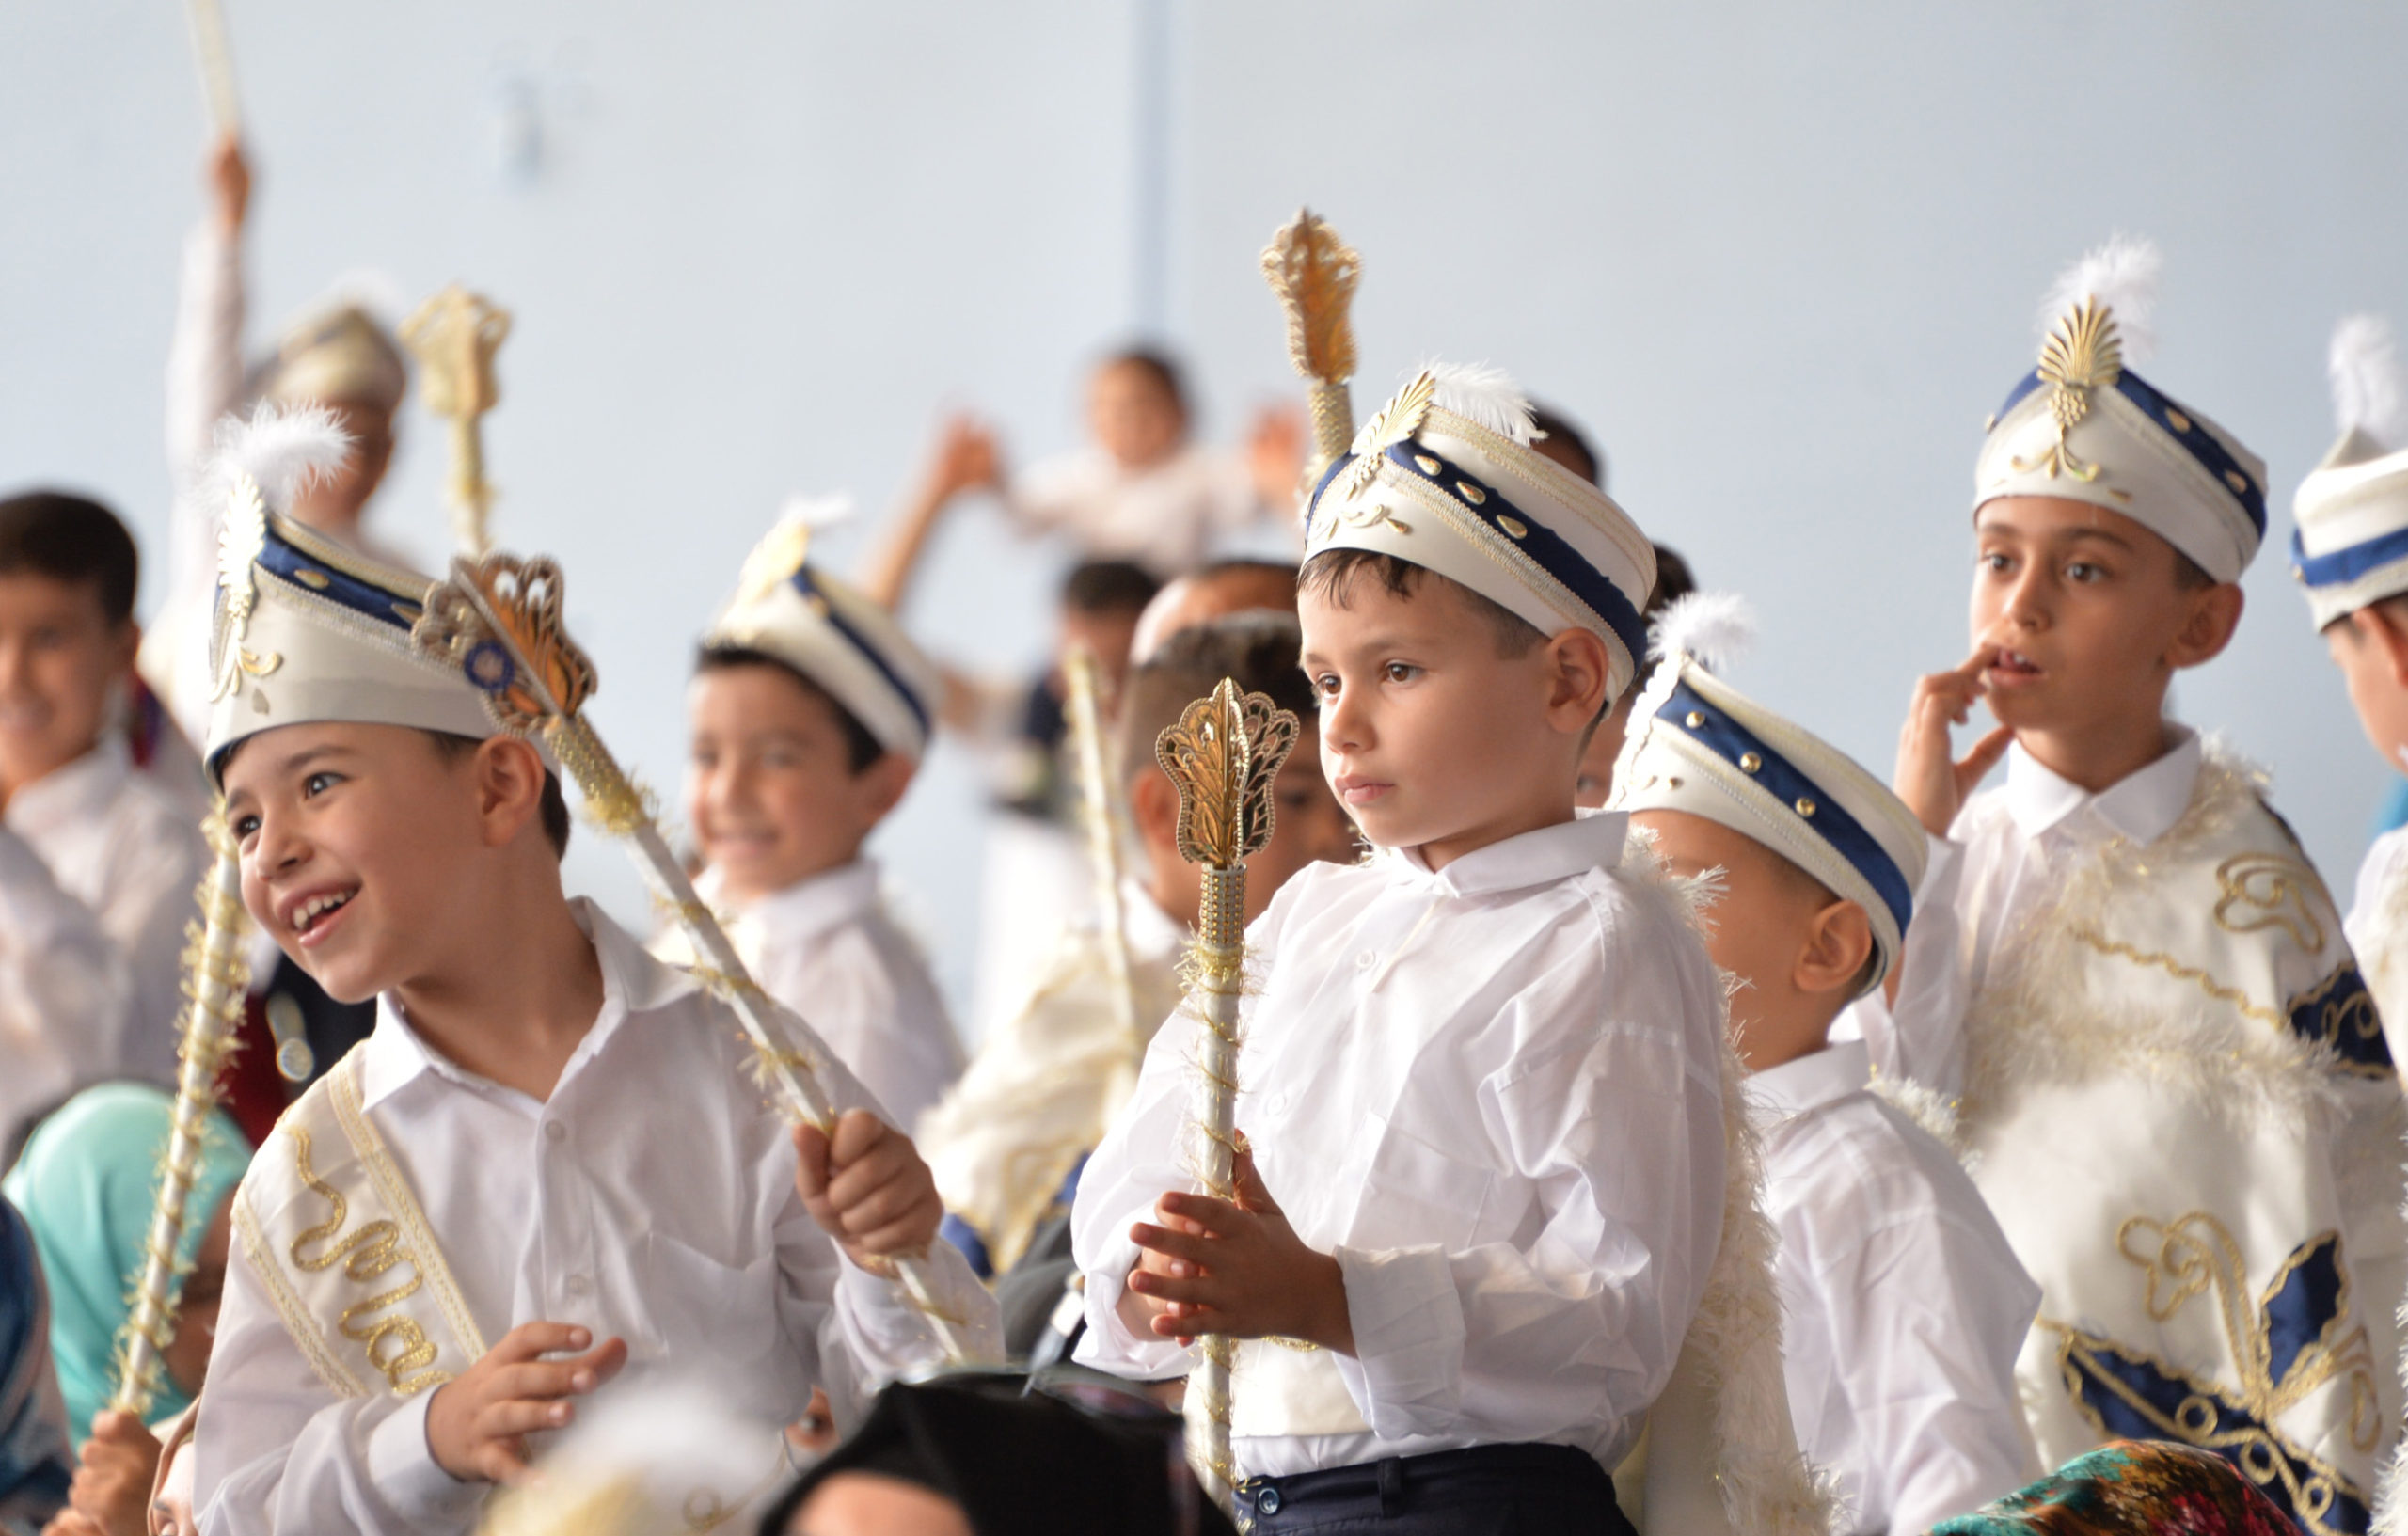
[1180,863,1248,1510]
[1062,647,1142,1059]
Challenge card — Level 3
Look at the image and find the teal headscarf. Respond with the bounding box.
[0,1085,250,1442]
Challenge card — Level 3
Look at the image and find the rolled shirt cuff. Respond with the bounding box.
[1329,1245,1466,1439]
[364,1390,481,1525]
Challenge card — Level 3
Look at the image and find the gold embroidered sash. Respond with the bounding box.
[230,1050,488,1398]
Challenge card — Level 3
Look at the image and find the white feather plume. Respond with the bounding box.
[2330,314,2408,451]
[206,403,353,515]
[2038,234,2162,365]
[1651,590,1756,674]
[1420,359,1536,444]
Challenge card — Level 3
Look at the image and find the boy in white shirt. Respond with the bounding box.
[1071,365,1736,1534]
[0,492,207,1141]
[1862,239,2406,1528]
[189,419,996,1536]
[683,515,962,1134]
[1613,594,2040,1534]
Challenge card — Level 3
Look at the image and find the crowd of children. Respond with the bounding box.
[7,123,2408,1536]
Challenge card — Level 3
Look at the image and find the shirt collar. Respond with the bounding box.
[1384,810,1630,898]
[1746,1038,1873,1123]
[2003,724,2200,844]
[714,860,882,942]
[3,736,131,839]
[358,897,698,1111]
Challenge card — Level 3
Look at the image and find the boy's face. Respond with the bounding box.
[1299,576,1587,866]
[2322,606,2408,772]
[287,399,395,535]
[1132,722,1356,928]
[1969,496,2234,739]
[1088,361,1186,472]
[687,664,912,905]
[0,572,135,797]
[222,722,491,1004]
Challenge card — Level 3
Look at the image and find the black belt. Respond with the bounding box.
[1236,1442,1630,1533]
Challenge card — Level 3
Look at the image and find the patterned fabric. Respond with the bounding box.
[1934,1441,2295,1536]
[0,1196,71,1535]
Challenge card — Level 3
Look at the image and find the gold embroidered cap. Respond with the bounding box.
[201,405,504,782]
[1303,362,1657,698]
[1975,236,2267,583]
[261,304,408,416]
[2292,316,2408,630]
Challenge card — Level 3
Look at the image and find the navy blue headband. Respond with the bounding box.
[1658,680,1913,938]
[1307,442,1650,670]
[2291,520,2408,589]
[259,532,423,629]
[790,566,932,739]
[1994,367,2267,537]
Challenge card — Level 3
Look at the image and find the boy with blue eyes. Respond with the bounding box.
[1071,364,1749,1536]
[1858,239,2407,1528]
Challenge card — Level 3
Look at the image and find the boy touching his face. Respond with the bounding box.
[190,418,994,1536]
[1071,366,1733,1535]
[1613,596,2038,1534]
[1859,240,2406,1526]
[680,514,960,1135]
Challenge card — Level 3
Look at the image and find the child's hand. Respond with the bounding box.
[1124,1150,1354,1355]
[424,1322,628,1485]
[63,1409,158,1536]
[1896,646,2014,836]
[793,1112,943,1269]
[204,133,250,237]
[923,416,1003,501]
[1246,404,1307,508]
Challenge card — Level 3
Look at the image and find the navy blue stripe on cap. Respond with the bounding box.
[1659,680,1913,938]
[259,531,421,629]
[790,567,931,739]
[2291,520,2408,589]
[1989,368,2266,537]
[1381,445,1650,669]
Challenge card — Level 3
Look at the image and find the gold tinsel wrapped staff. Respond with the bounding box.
[1062,643,1144,1088]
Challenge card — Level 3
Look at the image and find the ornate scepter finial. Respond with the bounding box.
[1153,677,1299,1512]
[1260,209,1363,486]
[401,286,513,558]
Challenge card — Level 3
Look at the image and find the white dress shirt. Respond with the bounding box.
[1008,443,1287,578]
[0,738,206,1132]
[698,861,963,1140]
[194,902,996,1536]
[1073,814,1729,1478]
[2347,826,2408,1039]
[1751,1041,2039,1535]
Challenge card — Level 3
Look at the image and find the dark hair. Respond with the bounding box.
[1298,548,1545,657]
[1190,557,1299,589]
[1647,544,1697,612]
[1100,346,1188,418]
[0,491,138,625]
[1061,560,1162,618]
[693,645,885,773]
[424,733,571,857]
[1526,404,1606,489]
[1115,611,1316,786]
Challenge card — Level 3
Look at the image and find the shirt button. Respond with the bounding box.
[1355,950,1377,971]
[544,1121,566,1144]
[1259,1485,1283,1515]
[565,1273,592,1297]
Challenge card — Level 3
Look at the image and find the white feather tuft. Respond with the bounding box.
[207,403,353,515]
[2330,314,2408,451]
[778,492,856,530]
[2038,234,2162,366]
[1651,590,1756,674]
[1419,359,1536,445]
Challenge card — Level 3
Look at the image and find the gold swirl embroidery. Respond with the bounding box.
[2288,962,2391,1078]
[286,1126,452,1395]
[2213,854,2329,954]
[2067,923,2281,1028]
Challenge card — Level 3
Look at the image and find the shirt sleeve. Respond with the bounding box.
[96,814,210,1086]
[1845,833,1969,1100]
[166,221,246,494]
[1325,928,1730,1446]
[194,1212,483,1536]
[0,827,132,1134]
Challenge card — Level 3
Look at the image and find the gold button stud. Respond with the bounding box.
[1685,711,1705,728]
[1739,752,1762,773]
[1414,454,1441,475]
[1458,483,1488,505]
[1497,515,1529,539]
[294,567,332,591]
[1796,797,1817,817]
[2224,469,2250,494]
[2165,407,2192,433]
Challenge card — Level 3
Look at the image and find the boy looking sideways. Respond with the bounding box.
[1859,239,2405,1526]
[0,492,207,1140]
[190,417,994,1536]
[1613,595,2038,1534]
[1072,365,1731,1535]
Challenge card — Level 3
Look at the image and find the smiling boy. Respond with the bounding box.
[1071,365,1733,1535]
[0,492,207,1141]
[1858,240,2406,1528]
[187,420,995,1536]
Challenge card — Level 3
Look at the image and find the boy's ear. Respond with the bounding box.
[109,619,140,673]
[2358,605,2408,688]
[1795,897,1874,1001]
[1127,769,1180,854]
[469,735,551,849]
[2166,581,2245,670]
[859,752,917,819]
[1543,627,1613,733]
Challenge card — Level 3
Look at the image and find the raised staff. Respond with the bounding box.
[1260,208,1363,488]
[401,285,513,558]
[1063,642,1144,1083]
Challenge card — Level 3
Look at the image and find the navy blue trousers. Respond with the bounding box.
[1236,1443,1636,1535]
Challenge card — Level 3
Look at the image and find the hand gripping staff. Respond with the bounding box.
[1154,678,1299,1512]
[408,551,979,1365]
[107,816,254,1417]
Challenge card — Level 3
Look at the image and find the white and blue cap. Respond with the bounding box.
[2292,316,2408,630]
[1609,594,1927,997]
[1303,363,1658,699]
[704,502,943,760]
[201,406,501,784]
[1975,237,2268,583]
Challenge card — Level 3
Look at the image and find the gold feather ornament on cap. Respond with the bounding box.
[1260,210,1364,483]
[1324,368,1438,523]
[2014,295,2125,484]
[209,471,278,701]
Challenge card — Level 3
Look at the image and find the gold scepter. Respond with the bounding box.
[107,816,253,1417]
[1061,644,1143,1082]
[409,551,979,1366]
[182,0,242,135]
[1260,209,1363,486]
[1154,678,1299,1512]
[401,286,513,558]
